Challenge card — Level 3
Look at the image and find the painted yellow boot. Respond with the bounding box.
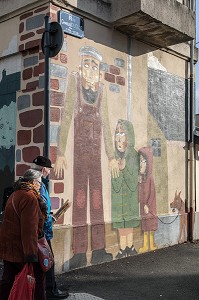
[149,231,157,251]
[139,232,148,253]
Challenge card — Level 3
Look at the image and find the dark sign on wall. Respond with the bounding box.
[58,11,84,39]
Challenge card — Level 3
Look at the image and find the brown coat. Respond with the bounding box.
[0,189,44,262]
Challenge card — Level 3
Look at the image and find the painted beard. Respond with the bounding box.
[82,86,98,104]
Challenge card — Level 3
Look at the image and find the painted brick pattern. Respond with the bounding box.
[15,4,66,223]
[16,5,49,178]
[54,182,64,193]
[46,5,69,223]
[103,58,126,92]
[33,125,44,143]
[17,130,32,145]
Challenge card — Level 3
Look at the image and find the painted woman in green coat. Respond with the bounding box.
[111,119,140,258]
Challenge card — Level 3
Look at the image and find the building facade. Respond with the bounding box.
[0,0,197,273]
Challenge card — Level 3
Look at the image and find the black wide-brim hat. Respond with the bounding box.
[33,156,52,168]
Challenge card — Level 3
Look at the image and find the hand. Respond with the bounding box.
[144,205,149,214]
[109,158,119,178]
[54,156,67,178]
[138,175,142,183]
[118,158,126,170]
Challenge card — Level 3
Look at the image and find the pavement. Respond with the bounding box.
[1,241,199,299]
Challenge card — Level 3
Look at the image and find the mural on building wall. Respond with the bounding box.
[48,19,187,268]
[138,147,158,253]
[55,46,119,269]
[111,119,140,258]
[0,69,20,213]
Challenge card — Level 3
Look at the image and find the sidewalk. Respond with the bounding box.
[56,241,199,300]
[1,242,199,299]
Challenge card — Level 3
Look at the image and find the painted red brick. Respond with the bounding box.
[50,146,57,164]
[51,108,60,122]
[19,22,24,34]
[51,197,60,209]
[17,130,31,145]
[20,12,33,21]
[16,164,31,176]
[32,91,45,106]
[22,146,40,162]
[60,53,67,64]
[51,79,59,90]
[25,39,41,51]
[39,52,45,60]
[22,50,28,57]
[33,125,44,143]
[54,182,64,194]
[34,6,48,13]
[29,47,39,55]
[116,76,125,86]
[19,109,43,127]
[50,91,65,106]
[23,68,33,80]
[33,62,45,77]
[36,28,45,35]
[50,169,64,180]
[104,73,115,83]
[20,32,35,42]
[19,44,25,52]
[26,80,39,91]
[110,65,120,75]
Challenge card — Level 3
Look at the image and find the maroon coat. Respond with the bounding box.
[138,147,158,231]
[0,189,44,263]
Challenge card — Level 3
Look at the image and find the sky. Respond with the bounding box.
[196,4,199,114]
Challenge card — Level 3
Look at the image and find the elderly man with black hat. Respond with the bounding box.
[32,156,69,300]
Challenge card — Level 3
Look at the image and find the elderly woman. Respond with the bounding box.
[0,169,47,300]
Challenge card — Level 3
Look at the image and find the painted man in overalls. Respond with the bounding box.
[55,46,119,269]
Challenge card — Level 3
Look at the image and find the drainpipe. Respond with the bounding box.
[188,0,196,241]
[43,15,50,192]
[188,40,195,242]
[127,36,132,122]
[44,15,50,160]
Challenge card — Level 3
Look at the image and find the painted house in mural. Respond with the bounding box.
[0,0,197,273]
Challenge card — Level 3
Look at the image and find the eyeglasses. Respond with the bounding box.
[35,180,42,185]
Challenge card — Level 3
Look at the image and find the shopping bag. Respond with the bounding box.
[38,236,54,272]
[8,263,35,300]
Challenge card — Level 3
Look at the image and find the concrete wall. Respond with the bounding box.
[0,0,48,18]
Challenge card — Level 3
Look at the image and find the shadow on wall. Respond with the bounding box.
[76,0,152,56]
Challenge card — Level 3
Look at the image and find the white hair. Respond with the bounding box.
[23,169,42,181]
[32,164,43,172]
